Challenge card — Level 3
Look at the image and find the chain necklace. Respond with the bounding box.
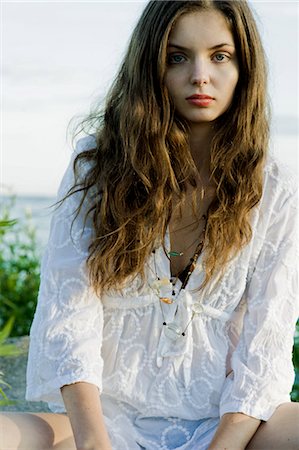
[168,214,206,258]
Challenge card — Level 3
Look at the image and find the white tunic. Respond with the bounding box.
[26,136,298,449]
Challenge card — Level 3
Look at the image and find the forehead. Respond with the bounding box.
[168,9,235,47]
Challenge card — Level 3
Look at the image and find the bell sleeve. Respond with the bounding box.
[26,136,104,412]
[219,183,298,421]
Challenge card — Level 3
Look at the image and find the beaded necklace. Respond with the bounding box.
[151,218,207,340]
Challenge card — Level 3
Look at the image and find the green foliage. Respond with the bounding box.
[0,317,22,357]
[0,213,32,403]
[0,317,22,405]
[0,198,40,336]
[0,219,18,229]
[0,375,15,407]
[291,319,299,402]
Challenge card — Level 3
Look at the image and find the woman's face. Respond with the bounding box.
[165,9,239,125]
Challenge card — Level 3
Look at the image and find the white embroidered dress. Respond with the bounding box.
[26,136,298,450]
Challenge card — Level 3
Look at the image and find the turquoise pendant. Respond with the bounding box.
[168,251,184,257]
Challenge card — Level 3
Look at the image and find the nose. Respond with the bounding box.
[190,60,210,86]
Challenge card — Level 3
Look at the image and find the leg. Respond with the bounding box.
[246,402,299,450]
[0,412,76,450]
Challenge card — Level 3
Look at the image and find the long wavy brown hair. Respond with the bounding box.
[66,0,269,294]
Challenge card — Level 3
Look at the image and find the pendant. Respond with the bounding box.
[164,322,182,341]
[160,297,174,304]
[168,251,184,257]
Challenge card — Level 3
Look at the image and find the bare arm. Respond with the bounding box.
[61,382,112,450]
[208,412,261,450]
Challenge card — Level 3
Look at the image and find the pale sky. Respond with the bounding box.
[1,0,298,197]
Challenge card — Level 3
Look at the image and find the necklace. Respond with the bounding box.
[168,214,206,258]
[150,218,207,341]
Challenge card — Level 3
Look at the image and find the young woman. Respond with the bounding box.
[1,1,298,449]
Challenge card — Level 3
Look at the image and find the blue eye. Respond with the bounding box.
[167,54,186,64]
[213,53,229,62]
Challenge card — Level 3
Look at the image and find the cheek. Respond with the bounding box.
[165,71,185,98]
[165,75,177,98]
[229,68,239,92]
[223,70,239,98]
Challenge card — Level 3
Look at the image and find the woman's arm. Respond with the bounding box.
[213,172,298,449]
[208,412,260,450]
[61,382,112,450]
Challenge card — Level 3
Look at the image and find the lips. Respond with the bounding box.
[186,94,213,100]
[186,94,214,106]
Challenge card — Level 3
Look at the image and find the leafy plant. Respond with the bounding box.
[0,313,23,405]
[0,219,18,229]
[0,214,30,404]
[0,199,40,336]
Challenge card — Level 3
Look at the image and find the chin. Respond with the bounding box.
[188,114,219,123]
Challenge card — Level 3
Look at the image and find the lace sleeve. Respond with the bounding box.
[26,136,104,412]
[219,185,298,421]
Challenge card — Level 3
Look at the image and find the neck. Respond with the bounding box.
[188,123,214,182]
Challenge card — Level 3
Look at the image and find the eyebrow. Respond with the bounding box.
[167,42,235,51]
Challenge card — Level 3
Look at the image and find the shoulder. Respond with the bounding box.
[74,134,97,155]
[69,134,97,181]
[57,134,97,200]
[261,152,298,210]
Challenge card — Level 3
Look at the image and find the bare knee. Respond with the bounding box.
[0,412,54,450]
[0,412,75,450]
[246,402,299,450]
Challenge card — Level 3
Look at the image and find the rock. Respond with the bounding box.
[0,336,50,412]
